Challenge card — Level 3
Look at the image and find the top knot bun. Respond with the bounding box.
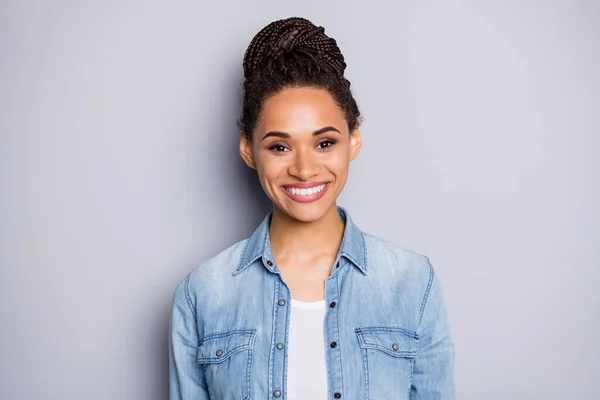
[238,17,361,139]
[242,17,347,79]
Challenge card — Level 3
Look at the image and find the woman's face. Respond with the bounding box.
[240,86,362,223]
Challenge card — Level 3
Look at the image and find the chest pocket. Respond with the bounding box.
[355,326,418,400]
[197,329,256,400]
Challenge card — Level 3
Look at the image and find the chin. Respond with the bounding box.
[277,201,336,223]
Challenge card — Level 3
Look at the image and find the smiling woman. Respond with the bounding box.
[169,17,454,400]
[240,86,361,221]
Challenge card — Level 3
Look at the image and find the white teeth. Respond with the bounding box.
[286,184,326,196]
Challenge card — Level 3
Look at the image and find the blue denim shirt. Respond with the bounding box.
[169,206,454,399]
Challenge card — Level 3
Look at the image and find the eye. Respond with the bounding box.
[269,144,290,152]
[317,139,337,149]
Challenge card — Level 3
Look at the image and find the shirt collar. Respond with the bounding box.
[234,206,367,275]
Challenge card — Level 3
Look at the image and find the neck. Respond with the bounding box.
[268,204,345,260]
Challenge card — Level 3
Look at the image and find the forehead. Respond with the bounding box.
[257,87,348,134]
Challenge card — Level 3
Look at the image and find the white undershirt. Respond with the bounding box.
[286,298,328,400]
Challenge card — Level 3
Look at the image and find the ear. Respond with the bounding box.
[349,127,362,161]
[239,132,257,169]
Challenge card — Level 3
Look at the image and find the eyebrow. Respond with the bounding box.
[261,126,341,141]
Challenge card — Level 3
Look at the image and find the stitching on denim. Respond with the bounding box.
[183,274,197,320]
[356,326,416,398]
[355,327,418,358]
[236,239,251,273]
[409,322,422,400]
[246,331,257,399]
[198,330,256,364]
[361,231,368,273]
[244,347,253,400]
[418,257,435,324]
[354,328,371,399]
[356,326,418,338]
[341,231,368,275]
[268,279,279,398]
[363,348,371,400]
[200,329,256,342]
[357,345,416,358]
[197,330,255,399]
[408,355,416,400]
[198,344,250,362]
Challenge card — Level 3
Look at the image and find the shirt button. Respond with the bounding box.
[267,260,273,266]
[334,392,342,398]
[215,349,223,356]
[273,390,281,398]
[278,299,286,306]
[336,261,340,268]
[329,301,336,308]
[276,343,284,350]
[392,343,399,351]
[330,341,337,348]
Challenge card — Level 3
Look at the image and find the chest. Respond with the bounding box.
[195,264,422,400]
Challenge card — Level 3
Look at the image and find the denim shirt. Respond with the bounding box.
[169,206,454,399]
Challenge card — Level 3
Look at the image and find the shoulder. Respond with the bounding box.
[172,238,249,302]
[363,231,433,274]
[361,231,435,298]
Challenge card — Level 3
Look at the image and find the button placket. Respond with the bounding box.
[270,276,289,400]
[324,264,344,398]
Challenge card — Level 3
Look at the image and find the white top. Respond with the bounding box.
[286,298,328,400]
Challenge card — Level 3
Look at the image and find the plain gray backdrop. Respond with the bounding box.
[1,1,599,399]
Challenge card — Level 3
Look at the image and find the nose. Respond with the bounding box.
[288,147,320,181]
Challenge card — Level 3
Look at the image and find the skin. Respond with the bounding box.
[239,86,362,301]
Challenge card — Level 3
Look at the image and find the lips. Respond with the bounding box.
[282,182,330,203]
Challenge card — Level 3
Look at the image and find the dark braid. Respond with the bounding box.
[238,17,361,139]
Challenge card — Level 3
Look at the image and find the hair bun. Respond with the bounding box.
[272,20,322,55]
[243,17,346,79]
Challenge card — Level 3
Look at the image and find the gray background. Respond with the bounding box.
[1,1,598,399]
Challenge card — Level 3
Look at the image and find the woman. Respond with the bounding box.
[170,17,454,400]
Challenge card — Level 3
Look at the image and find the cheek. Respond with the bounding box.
[325,149,351,174]
[254,153,285,183]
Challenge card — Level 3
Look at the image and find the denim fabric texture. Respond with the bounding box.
[170,206,454,399]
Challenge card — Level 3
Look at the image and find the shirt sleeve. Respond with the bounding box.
[410,260,455,399]
[169,275,210,400]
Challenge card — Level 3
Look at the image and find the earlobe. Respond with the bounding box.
[239,132,257,169]
[349,128,362,161]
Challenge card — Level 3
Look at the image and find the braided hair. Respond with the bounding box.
[238,17,361,139]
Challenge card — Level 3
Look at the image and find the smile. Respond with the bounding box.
[284,184,327,196]
[282,182,330,203]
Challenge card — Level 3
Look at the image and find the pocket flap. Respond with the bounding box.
[355,327,418,358]
[197,329,256,364]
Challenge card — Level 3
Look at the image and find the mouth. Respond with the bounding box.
[282,182,330,203]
